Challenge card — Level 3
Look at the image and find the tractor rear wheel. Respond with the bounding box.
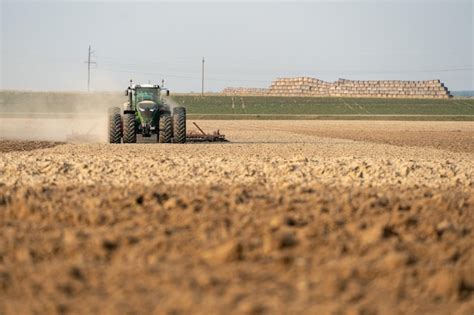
[173,107,186,143]
[108,110,122,144]
[159,113,172,143]
[123,113,136,143]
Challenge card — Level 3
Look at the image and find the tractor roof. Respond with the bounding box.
[132,84,160,89]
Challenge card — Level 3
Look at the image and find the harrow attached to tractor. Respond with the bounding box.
[186,122,227,142]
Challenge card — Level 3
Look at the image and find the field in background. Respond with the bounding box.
[1,91,473,120]
[174,95,474,120]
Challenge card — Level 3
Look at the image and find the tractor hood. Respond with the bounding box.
[137,101,158,121]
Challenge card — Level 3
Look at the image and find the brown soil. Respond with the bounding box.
[220,120,474,153]
[0,121,473,315]
[0,140,62,153]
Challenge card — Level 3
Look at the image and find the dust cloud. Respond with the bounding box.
[0,91,122,143]
[0,116,108,143]
[0,90,184,143]
[162,95,182,112]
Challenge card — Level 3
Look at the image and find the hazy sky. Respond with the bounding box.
[1,0,473,92]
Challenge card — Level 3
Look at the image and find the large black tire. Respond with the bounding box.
[123,114,136,143]
[108,112,122,144]
[173,107,186,143]
[159,113,172,143]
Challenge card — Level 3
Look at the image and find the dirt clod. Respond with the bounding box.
[202,241,243,263]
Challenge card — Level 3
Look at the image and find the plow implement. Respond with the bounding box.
[186,122,227,142]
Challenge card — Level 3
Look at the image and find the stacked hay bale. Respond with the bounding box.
[222,77,451,99]
[221,87,269,96]
[268,77,333,97]
[331,79,451,99]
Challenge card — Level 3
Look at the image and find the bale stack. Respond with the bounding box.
[221,87,269,96]
[269,77,333,97]
[222,77,451,99]
[330,79,451,99]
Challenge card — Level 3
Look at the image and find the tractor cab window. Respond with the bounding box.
[135,89,157,102]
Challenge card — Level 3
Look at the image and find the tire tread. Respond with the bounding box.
[159,114,172,143]
[123,114,136,143]
[108,112,122,144]
[173,107,186,143]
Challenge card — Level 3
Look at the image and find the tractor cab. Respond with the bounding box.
[126,84,168,110]
[135,87,158,103]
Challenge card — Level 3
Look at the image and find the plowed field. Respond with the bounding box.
[1,120,473,315]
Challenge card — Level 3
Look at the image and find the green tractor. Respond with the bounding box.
[108,82,186,144]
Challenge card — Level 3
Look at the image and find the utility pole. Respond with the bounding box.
[201,57,205,96]
[84,45,96,92]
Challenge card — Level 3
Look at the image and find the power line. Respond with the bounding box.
[96,63,473,81]
[94,52,473,71]
[95,54,199,67]
[96,67,272,84]
[88,52,474,88]
[93,53,473,74]
[96,65,473,85]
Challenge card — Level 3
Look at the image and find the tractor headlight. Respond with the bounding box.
[139,108,145,112]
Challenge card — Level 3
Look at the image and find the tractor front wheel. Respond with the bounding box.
[173,107,186,143]
[123,113,136,143]
[108,108,122,144]
[159,113,172,143]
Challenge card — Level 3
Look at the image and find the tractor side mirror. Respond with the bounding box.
[125,89,129,96]
[166,90,170,96]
